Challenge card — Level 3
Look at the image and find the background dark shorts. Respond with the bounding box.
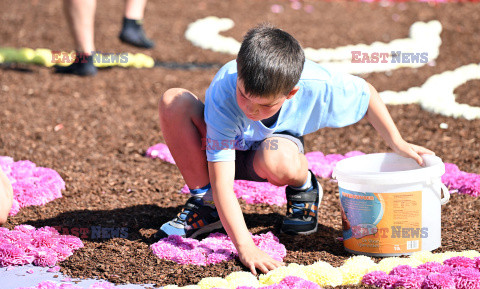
[234,133,304,182]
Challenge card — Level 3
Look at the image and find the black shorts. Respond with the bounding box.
[234,133,304,182]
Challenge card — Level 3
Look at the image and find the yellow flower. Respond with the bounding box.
[457,250,480,259]
[410,251,434,263]
[339,256,375,285]
[163,286,179,289]
[225,271,259,288]
[304,261,343,287]
[259,263,307,285]
[371,257,421,273]
[197,277,229,289]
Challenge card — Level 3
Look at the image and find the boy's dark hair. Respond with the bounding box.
[237,24,305,98]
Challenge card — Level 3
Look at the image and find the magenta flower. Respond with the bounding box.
[443,256,476,269]
[442,163,480,197]
[279,276,321,289]
[33,247,58,267]
[57,235,84,250]
[374,275,399,289]
[0,156,65,216]
[0,244,30,266]
[394,274,425,288]
[389,265,415,276]
[362,271,388,285]
[418,261,454,273]
[145,143,176,164]
[14,224,36,234]
[151,231,286,266]
[421,273,455,289]
[0,226,83,268]
[474,257,480,270]
[449,267,480,289]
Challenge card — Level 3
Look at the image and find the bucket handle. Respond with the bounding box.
[440,184,450,205]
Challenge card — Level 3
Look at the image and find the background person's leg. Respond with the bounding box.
[56,0,97,76]
[119,0,155,48]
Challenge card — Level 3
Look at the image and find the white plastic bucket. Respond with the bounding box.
[332,153,450,257]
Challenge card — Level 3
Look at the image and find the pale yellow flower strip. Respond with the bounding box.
[165,250,480,289]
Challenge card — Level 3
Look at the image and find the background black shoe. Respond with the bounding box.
[280,170,323,235]
[55,54,97,76]
[119,18,155,49]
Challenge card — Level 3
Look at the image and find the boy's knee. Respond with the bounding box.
[261,142,302,184]
[159,88,187,114]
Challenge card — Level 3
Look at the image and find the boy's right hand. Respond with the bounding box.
[237,243,285,275]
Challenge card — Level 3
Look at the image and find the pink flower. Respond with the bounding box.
[443,256,475,269]
[474,257,480,270]
[151,231,286,266]
[55,244,73,261]
[33,247,58,267]
[442,163,480,197]
[375,275,399,289]
[0,227,84,268]
[418,262,454,273]
[33,231,60,249]
[279,276,321,289]
[47,265,61,272]
[394,274,425,288]
[0,156,65,216]
[389,265,415,276]
[363,271,388,285]
[146,143,176,164]
[0,244,30,266]
[14,225,36,234]
[449,267,480,289]
[37,281,60,289]
[421,273,455,289]
[57,235,84,250]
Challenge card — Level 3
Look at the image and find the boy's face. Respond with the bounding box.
[236,78,298,122]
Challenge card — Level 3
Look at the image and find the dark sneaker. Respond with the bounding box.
[280,170,323,235]
[55,55,97,76]
[119,27,155,49]
[155,197,222,239]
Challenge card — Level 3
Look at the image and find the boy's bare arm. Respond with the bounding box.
[208,161,285,274]
[364,82,434,165]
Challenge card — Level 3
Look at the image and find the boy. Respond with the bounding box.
[156,24,434,274]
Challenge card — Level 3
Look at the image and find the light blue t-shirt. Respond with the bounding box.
[204,59,370,162]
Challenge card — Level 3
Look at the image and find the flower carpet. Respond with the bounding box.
[1,0,480,288]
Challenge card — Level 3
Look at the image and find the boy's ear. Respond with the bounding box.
[286,86,300,99]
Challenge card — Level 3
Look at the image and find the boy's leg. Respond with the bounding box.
[155,88,221,239]
[158,88,209,189]
[252,136,323,235]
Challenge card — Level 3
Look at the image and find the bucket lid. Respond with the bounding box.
[333,153,445,185]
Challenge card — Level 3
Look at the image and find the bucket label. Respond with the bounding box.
[340,188,423,254]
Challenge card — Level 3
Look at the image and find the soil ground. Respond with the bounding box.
[1,0,479,287]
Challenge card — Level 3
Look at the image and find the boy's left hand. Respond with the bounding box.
[390,138,435,166]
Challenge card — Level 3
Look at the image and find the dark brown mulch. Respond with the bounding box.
[1,0,480,287]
